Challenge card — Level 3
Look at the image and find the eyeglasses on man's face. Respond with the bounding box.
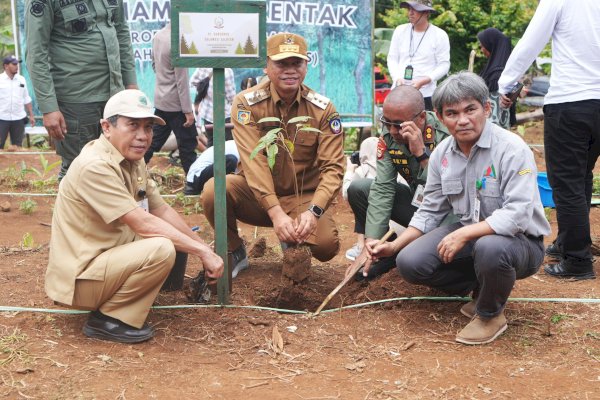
[379,110,423,130]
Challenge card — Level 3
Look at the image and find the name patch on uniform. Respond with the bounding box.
[59,0,84,8]
[326,112,342,134]
[75,3,88,14]
[518,168,531,176]
[377,138,387,160]
[237,110,251,125]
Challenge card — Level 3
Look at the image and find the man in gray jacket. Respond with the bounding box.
[364,72,550,345]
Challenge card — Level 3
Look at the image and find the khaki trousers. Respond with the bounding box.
[202,175,339,262]
[73,237,176,328]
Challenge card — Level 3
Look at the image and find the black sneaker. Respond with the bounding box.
[83,311,154,344]
[184,182,200,196]
[545,242,562,259]
[544,258,595,280]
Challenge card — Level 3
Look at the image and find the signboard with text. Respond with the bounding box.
[170,0,266,68]
[15,0,373,121]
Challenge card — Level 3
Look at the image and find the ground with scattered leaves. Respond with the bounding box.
[1,122,599,399]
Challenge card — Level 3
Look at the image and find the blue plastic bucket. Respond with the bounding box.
[537,172,555,208]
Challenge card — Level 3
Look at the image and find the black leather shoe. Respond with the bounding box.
[544,259,595,280]
[545,242,562,259]
[355,256,396,281]
[184,183,200,196]
[83,311,154,343]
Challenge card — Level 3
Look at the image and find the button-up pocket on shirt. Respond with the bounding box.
[60,5,95,36]
[480,179,503,214]
[442,178,466,214]
[293,131,318,161]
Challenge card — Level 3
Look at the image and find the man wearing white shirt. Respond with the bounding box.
[0,56,35,149]
[144,23,198,175]
[387,0,450,110]
[498,0,600,280]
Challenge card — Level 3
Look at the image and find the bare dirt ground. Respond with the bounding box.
[1,121,599,400]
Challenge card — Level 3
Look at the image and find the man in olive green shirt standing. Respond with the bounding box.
[25,0,137,178]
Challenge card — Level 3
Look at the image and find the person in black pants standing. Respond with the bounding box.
[144,23,198,175]
[498,0,599,280]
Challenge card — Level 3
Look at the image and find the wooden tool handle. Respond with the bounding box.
[313,227,396,316]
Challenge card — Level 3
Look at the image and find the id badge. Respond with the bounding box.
[411,184,425,208]
[138,198,149,212]
[404,65,414,80]
[472,197,481,223]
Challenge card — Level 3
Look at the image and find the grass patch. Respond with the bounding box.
[18,198,37,215]
[550,313,571,324]
[0,327,31,367]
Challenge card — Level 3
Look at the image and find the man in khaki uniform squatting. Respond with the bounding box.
[202,33,345,278]
[46,90,223,344]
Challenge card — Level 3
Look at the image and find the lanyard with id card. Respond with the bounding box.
[411,184,425,208]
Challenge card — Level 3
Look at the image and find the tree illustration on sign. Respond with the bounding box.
[189,41,199,54]
[243,35,257,55]
[235,43,244,54]
[180,35,190,54]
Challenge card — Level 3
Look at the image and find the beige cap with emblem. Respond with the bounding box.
[103,89,166,125]
[267,33,309,61]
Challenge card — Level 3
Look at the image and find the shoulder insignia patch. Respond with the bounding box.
[518,168,531,176]
[424,126,433,141]
[377,137,387,160]
[303,90,330,110]
[237,110,251,125]
[326,112,342,134]
[30,1,45,17]
[244,89,270,106]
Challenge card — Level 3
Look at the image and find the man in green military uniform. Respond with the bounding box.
[25,0,137,178]
[347,85,449,280]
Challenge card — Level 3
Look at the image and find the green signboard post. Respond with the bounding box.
[171,0,267,304]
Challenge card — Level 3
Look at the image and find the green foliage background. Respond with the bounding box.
[0,1,15,59]
[378,0,539,73]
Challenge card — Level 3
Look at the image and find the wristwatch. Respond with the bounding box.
[415,147,431,163]
[308,204,324,218]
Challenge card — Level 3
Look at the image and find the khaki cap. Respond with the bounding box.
[103,89,165,125]
[267,33,309,61]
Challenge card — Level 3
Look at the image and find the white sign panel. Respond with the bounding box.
[179,12,260,58]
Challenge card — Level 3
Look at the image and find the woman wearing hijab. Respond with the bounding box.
[477,28,516,128]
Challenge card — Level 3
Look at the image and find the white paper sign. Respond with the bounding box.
[179,13,260,58]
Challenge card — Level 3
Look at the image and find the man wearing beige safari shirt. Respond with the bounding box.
[202,33,345,279]
[47,90,223,344]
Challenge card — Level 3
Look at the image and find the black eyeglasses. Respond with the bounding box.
[379,110,423,129]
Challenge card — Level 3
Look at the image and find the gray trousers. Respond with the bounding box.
[56,101,105,179]
[397,222,544,318]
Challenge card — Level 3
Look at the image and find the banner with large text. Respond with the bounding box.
[15,0,373,122]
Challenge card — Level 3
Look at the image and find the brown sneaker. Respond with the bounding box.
[455,312,507,345]
[460,300,476,319]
